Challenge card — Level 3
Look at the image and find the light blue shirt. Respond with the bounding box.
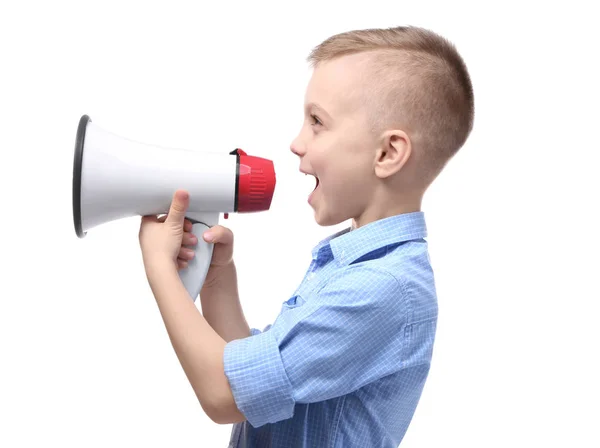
[223,212,438,447]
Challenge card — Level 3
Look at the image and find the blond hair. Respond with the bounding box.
[308,26,474,186]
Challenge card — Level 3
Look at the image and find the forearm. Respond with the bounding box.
[200,261,251,342]
[146,262,234,418]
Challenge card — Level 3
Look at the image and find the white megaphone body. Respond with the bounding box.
[72,114,276,301]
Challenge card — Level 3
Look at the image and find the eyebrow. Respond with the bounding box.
[306,102,333,122]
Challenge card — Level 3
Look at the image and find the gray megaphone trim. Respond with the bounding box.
[73,114,90,239]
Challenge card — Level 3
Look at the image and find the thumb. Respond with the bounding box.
[165,190,189,226]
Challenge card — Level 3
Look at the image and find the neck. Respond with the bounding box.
[352,191,423,229]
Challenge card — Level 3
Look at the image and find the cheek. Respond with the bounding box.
[315,133,373,193]
[324,163,370,202]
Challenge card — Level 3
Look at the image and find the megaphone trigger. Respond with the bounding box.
[176,211,219,300]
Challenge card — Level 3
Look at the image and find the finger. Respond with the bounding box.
[159,214,187,226]
[141,215,159,223]
[203,225,233,245]
[165,190,190,226]
[182,232,198,247]
[177,259,189,270]
[178,247,195,260]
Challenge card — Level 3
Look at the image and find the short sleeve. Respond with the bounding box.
[223,266,409,428]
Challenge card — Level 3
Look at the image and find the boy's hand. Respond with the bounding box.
[203,225,234,267]
[202,224,235,288]
[139,189,197,276]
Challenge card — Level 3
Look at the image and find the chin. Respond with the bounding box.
[314,209,348,227]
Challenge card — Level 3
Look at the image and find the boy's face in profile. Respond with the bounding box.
[290,54,381,227]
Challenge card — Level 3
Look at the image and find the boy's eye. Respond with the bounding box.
[310,114,322,126]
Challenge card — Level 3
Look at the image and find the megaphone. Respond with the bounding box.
[72,114,276,301]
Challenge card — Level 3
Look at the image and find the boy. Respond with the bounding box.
[138,25,474,447]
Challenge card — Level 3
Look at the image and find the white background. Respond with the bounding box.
[1,1,599,447]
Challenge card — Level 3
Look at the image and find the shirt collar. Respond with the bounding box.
[311,212,428,266]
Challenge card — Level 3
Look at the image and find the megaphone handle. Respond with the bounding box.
[178,212,220,301]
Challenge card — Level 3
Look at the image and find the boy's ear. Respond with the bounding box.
[374,129,412,178]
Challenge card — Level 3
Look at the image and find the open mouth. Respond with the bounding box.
[304,173,319,190]
[305,173,320,203]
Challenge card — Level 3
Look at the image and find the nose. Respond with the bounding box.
[290,134,306,158]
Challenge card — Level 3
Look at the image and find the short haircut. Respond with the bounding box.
[308,26,474,186]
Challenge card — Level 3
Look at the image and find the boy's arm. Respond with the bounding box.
[147,260,246,424]
[199,260,252,342]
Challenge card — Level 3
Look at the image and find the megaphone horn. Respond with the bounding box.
[72,114,276,300]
